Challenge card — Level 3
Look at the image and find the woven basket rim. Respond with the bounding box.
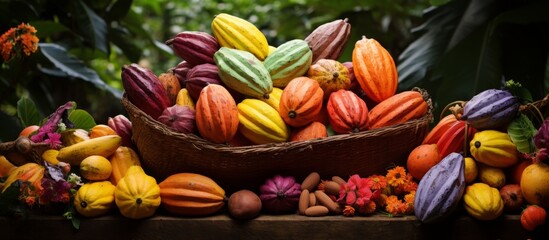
[121,95,435,153]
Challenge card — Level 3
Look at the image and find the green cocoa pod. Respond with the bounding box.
[263,39,312,88]
[214,47,273,100]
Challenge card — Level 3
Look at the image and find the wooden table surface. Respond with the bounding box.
[1,211,548,240]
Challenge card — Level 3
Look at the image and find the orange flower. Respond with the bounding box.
[343,205,356,217]
[386,166,407,188]
[385,195,407,216]
[0,22,39,62]
[404,191,415,214]
[358,200,377,215]
[367,174,387,191]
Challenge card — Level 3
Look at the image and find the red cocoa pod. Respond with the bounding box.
[157,105,196,134]
[166,31,220,66]
[305,18,351,64]
[122,63,171,119]
[185,63,244,102]
[171,61,193,86]
[107,114,134,148]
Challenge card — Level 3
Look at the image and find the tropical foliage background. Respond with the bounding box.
[1,0,548,142]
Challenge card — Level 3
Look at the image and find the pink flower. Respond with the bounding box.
[44,132,62,149]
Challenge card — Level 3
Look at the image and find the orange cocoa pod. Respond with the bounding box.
[89,124,117,139]
[195,84,239,144]
[279,77,324,127]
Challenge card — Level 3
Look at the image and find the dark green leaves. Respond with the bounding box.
[17,97,43,127]
[38,43,122,99]
[73,0,109,54]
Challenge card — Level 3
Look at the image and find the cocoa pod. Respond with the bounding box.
[166,31,219,66]
[158,72,181,105]
[171,61,192,86]
[185,63,244,102]
[184,63,223,101]
[121,64,171,119]
[305,18,351,64]
[107,115,134,148]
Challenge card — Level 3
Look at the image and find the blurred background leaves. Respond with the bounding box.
[0,0,547,141]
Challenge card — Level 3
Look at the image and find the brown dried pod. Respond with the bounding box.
[304,18,351,64]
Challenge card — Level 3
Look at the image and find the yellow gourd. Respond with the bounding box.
[114,166,161,219]
[463,182,504,220]
[470,130,518,168]
[74,181,116,217]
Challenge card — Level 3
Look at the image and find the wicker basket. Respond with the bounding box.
[122,96,433,193]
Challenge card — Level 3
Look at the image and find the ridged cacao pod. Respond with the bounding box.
[211,13,269,61]
[237,99,289,144]
[74,181,116,217]
[290,121,328,142]
[308,59,351,99]
[88,124,117,139]
[195,84,239,144]
[422,114,458,144]
[260,175,301,214]
[436,120,477,159]
[158,72,182,105]
[121,64,171,119]
[279,77,324,127]
[175,88,195,110]
[463,182,504,220]
[305,18,351,64]
[352,36,398,103]
[107,114,133,148]
[326,89,369,134]
[2,162,44,193]
[414,153,465,223]
[114,166,161,219]
[461,89,519,130]
[470,130,518,168]
[260,87,283,111]
[109,146,141,186]
[159,172,226,216]
[171,61,192,86]
[184,63,224,101]
[368,89,429,129]
[165,31,219,66]
[214,47,273,100]
[157,105,196,134]
[263,39,312,87]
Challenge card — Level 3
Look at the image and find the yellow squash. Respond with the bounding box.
[470,130,518,168]
[463,182,504,220]
[114,166,161,219]
[74,181,116,217]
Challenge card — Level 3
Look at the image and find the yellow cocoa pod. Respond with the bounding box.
[175,88,195,110]
[477,163,506,189]
[80,155,113,181]
[464,157,478,184]
[237,99,289,144]
[211,13,269,61]
[74,181,116,217]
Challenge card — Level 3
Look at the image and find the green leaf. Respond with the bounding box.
[68,109,96,131]
[17,97,43,127]
[38,43,122,99]
[505,80,533,104]
[29,20,70,39]
[507,113,537,153]
[73,0,109,54]
[106,0,133,21]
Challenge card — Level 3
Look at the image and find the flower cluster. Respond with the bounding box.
[338,166,417,217]
[0,23,39,62]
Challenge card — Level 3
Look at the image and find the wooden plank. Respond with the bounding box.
[1,213,547,240]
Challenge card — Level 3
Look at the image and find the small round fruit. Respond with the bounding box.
[407,144,440,180]
[478,164,506,189]
[499,184,524,213]
[464,157,478,184]
[19,125,39,137]
[80,155,113,181]
[228,189,262,220]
